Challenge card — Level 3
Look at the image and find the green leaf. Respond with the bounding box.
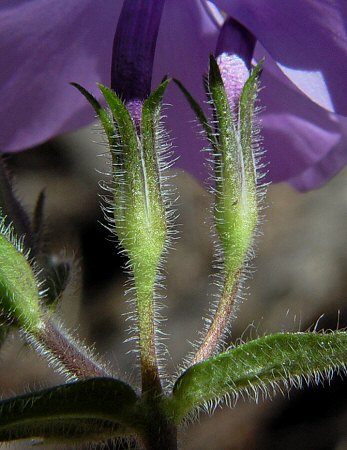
[0,418,126,445]
[168,332,347,423]
[0,378,140,444]
[70,83,115,147]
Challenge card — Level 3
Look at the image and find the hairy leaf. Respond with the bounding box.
[0,377,140,444]
[168,332,347,423]
[0,418,126,445]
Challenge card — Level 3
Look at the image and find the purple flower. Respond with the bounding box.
[212,0,347,190]
[1,0,347,191]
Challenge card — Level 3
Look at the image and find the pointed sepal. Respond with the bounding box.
[0,156,37,253]
[70,83,116,147]
[173,79,214,142]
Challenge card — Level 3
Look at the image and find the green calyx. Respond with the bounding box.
[0,220,42,333]
[175,57,262,275]
[175,57,263,363]
[208,55,262,273]
[72,81,170,275]
[73,80,171,393]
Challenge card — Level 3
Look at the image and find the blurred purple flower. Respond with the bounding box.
[1,0,347,191]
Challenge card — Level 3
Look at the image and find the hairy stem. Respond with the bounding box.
[142,421,177,450]
[30,316,111,379]
[134,268,162,394]
[193,271,240,364]
[139,396,178,450]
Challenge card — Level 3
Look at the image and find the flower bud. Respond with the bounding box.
[97,82,169,276]
[216,53,250,114]
[208,55,261,274]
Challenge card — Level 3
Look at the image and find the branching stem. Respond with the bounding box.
[33,316,111,379]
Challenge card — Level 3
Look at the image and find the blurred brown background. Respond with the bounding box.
[0,125,346,450]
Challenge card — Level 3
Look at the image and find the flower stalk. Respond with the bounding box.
[73,78,171,394]
[0,3,347,450]
[0,216,108,380]
[178,48,262,364]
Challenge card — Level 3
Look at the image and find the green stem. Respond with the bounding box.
[134,268,162,394]
[139,395,178,450]
[143,420,177,450]
[193,271,240,364]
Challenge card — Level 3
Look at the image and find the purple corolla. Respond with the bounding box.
[1,0,347,191]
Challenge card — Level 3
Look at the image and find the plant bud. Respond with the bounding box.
[208,55,261,274]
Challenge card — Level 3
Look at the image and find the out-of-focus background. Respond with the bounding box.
[1,125,346,450]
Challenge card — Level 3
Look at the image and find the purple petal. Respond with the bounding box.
[215,17,256,70]
[0,0,122,153]
[212,0,347,116]
[257,46,343,185]
[111,0,165,100]
[288,117,347,191]
[216,53,250,113]
[152,0,219,181]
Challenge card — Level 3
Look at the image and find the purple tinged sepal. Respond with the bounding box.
[176,46,263,363]
[0,157,36,253]
[191,56,263,364]
[125,98,144,131]
[210,55,263,273]
[189,17,262,363]
[74,79,171,275]
[0,205,111,379]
